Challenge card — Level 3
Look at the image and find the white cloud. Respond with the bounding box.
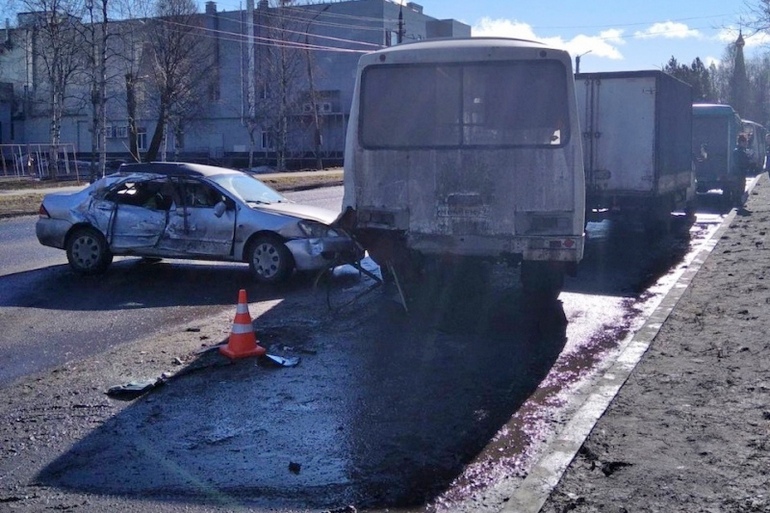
[717,27,770,48]
[472,18,539,41]
[716,28,736,43]
[471,18,625,60]
[634,21,700,40]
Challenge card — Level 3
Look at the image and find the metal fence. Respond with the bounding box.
[0,143,82,180]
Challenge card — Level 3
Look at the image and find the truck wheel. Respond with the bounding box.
[520,261,565,300]
[643,196,673,237]
[684,199,697,221]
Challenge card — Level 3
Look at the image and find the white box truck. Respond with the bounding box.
[575,70,695,231]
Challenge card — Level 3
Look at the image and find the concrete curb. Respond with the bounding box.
[501,174,762,513]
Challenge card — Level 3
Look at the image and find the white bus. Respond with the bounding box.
[342,38,585,298]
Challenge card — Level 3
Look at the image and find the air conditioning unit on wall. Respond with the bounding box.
[303,102,333,114]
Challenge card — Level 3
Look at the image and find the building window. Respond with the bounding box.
[137,127,147,151]
[115,126,128,138]
[261,131,274,150]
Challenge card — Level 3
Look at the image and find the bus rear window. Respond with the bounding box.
[360,60,570,149]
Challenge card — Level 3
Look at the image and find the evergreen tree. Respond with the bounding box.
[690,58,714,102]
[663,56,715,103]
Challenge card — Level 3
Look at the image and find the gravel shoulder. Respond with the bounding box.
[542,174,770,513]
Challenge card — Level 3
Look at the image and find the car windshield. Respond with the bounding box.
[209,173,287,204]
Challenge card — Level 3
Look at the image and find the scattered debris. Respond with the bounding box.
[323,506,357,513]
[276,344,317,355]
[195,340,228,354]
[106,378,164,399]
[600,461,632,477]
[262,354,301,368]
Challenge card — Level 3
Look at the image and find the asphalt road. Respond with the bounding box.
[0,184,732,511]
[0,185,725,392]
[0,186,346,387]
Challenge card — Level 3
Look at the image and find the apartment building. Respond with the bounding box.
[0,0,469,171]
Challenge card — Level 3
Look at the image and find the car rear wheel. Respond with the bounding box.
[248,236,293,284]
[66,227,113,275]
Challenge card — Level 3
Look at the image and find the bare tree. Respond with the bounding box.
[108,0,152,162]
[16,0,88,179]
[304,4,330,170]
[141,0,216,162]
[248,0,306,171]
[82,0,110,180]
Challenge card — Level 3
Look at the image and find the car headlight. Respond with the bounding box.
[298,219,339,238]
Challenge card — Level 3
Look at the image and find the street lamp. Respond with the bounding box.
[575,50,592,74]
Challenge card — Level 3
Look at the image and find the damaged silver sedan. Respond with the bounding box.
[36,162,361,284]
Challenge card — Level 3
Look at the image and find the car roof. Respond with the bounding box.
[116,162,241,178]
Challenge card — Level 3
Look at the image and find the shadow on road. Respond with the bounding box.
[35,277,568,511]
[0,257,333,311]
[565,212,695,297]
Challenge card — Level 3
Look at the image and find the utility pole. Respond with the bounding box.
[305,5,330,170]
[247,0,255,122]
[397,3,404,44]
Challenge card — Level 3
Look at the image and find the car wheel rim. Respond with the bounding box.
[253,242,280,279]
[72,235,101,269]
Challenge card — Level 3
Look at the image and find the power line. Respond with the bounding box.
[151,13,380,54]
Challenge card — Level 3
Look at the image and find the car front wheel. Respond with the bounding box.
[66,227,113,275]
[248,236,294,284]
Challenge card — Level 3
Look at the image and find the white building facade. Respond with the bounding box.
[0,0,469,171]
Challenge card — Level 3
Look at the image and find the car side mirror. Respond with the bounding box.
[214,201,227,218]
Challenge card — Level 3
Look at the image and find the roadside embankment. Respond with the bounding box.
[0,168,343,218]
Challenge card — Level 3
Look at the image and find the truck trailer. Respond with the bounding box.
[575,70,695,231]
[692,103,744,206]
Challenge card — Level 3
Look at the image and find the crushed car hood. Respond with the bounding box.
[253,202,340,225]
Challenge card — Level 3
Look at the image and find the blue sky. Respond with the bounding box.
[211,0,770,72]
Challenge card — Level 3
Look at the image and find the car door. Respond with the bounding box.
[160,177,236,257]
[103,177,171,251]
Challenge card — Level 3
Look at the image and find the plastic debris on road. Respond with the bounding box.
[106,378,164,399]
[262,354,300,367]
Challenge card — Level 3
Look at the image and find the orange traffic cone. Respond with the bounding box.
[220,289,266,359]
